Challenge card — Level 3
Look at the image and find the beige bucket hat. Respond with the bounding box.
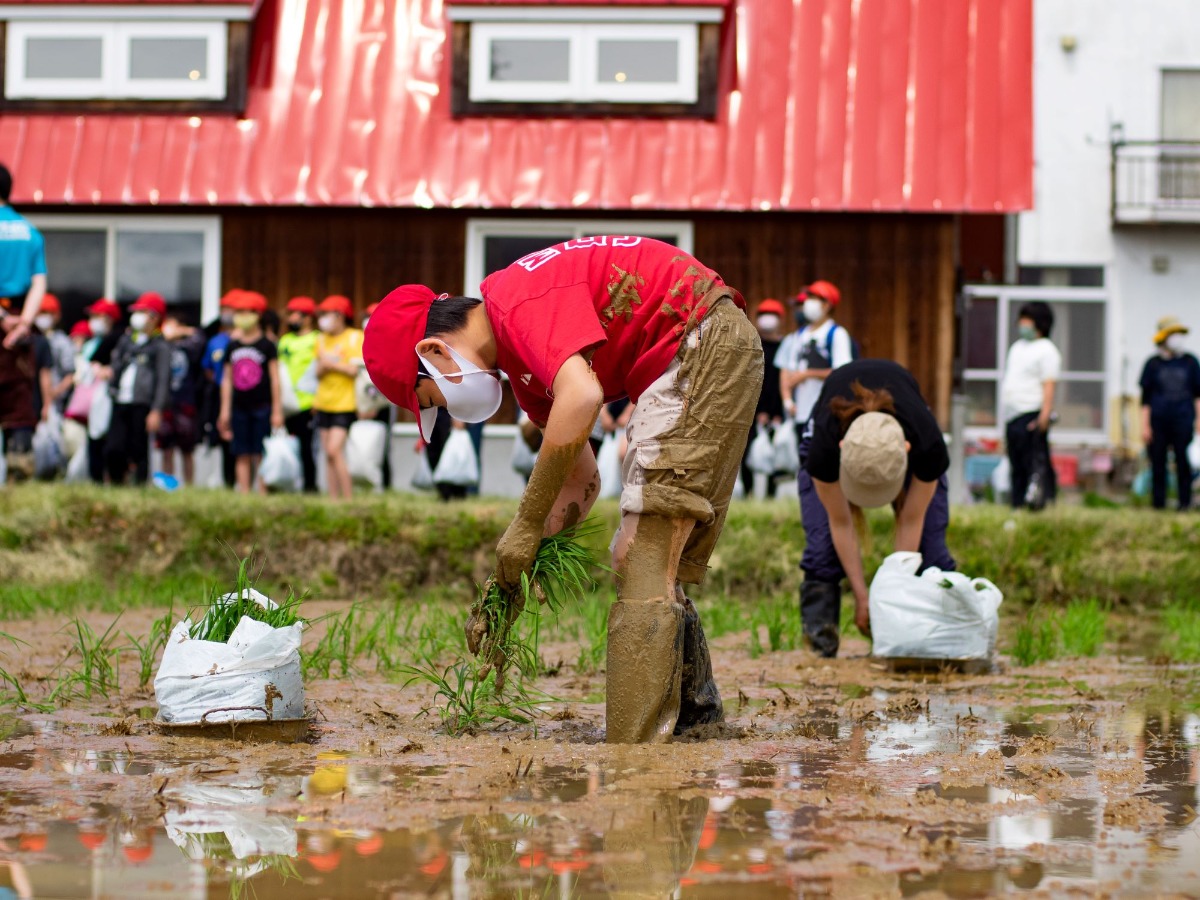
[840,412,908,508]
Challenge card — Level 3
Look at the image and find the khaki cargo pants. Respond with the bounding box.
[616,295,765,584]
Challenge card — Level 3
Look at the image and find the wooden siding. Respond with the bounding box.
[222,209,958,423]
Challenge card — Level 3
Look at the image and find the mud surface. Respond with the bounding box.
[1,607,1198,898]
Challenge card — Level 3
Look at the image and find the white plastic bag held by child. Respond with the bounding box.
[747,425,775,475]
[346,419,388,491]
[154,590,304,724]
[868,551,1002,661]
[432,427,479,487]
[259,429,302,492]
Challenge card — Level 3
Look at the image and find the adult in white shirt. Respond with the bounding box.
[1000,302,1061,510]
[775,280,854,436]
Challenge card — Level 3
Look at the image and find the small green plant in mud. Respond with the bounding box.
[127,606,175,689]
[1011,609,1060,667]
[189,557,303,643]
[1059,598,1108,658]
[400,522,602,736]
[48,617,123,704]
[304,605,362,679]
[0,632,39,708]
[573,591,610,675]
[1160,602,1200,662]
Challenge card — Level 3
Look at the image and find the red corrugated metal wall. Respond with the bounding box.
[0,0,1032,211]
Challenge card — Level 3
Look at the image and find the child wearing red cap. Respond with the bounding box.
[313,295,363,499]
[363,236,764,743]
[217,292,283,493]
[105,292,171,485]
[279,296,319,491]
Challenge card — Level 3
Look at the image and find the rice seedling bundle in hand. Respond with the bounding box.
[468,522,601,690]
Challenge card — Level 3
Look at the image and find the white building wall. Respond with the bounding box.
[1019,0,1200,401]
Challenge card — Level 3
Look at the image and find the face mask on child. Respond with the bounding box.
[1018,324,1038,342]
[318,314,338,334]
[756,313,780,332]
[89,316,111,337]
[802,299,826,323]
[1166,333,1187,354]
[34,314,54,332]
[233,312,260,332]
[129,311,150,333]
[417,343,503,424]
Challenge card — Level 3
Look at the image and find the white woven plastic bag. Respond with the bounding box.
[748,425,775,475]
[869,551,1002,661]
[772,420,799,474]
[259,429,301,492]
[154,589,304,725]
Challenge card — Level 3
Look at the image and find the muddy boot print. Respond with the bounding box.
[674,596,723,734]
[605,598,684,743]
[800,580,841,658]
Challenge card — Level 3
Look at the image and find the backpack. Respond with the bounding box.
[824,323,861,363]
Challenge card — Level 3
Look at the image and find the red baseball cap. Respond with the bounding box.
[69,320,92,340]
[85,298,121,320]
[362,284,439,439]
[800,280,841,307]
[318,295,354,318]
[220,289,245,309]
[287,296,317,315]
[756,298,785,317]
[130,292,167,317]
[233,291,268,313]
[39,293,61,315]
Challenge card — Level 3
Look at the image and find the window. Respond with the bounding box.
[464,219,694,296]
[1159,70,1200,202]
[448,5,723,116]
[468,22,698,104]
[5,20,227,100]
[962,286,1108,440]
[30,215,222,328]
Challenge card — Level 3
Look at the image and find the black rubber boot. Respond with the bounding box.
[674,596,723,734]
[800,580,842,658]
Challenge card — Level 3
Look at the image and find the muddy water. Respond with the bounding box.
[1,610,1199,898]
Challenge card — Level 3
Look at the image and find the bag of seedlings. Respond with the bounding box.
[154,587,304,725]
[868,551,1002,662]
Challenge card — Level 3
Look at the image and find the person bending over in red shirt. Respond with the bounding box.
[363,236,763,743]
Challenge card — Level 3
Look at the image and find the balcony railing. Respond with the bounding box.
[1113,141,1200,224]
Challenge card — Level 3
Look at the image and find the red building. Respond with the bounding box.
[0,0,1031,421]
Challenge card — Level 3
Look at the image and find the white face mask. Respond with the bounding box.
[89,316,111,337]
[418,342,503,426]
[129,311,150,333]
[318,314,338,334]
[34,314,54,332]
[756,314,780,332]
[1166,333,1187,354]
[802,299,826,323]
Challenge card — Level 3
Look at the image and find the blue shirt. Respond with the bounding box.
[203,332,232,386]
[0,205,46,301]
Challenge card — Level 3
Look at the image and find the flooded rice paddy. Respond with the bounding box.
[0,609,1197,898]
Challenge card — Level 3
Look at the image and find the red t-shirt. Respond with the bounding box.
[480,236,740,424]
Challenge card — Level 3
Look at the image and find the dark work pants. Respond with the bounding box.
[427,408,468,502]
[286,409,318,493]
[1006,412,1057,508]
[1149,413,1194,510]
[106,403,151,486]
[797,464,956,584]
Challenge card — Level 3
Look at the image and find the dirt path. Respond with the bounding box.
[0,609,1198,898]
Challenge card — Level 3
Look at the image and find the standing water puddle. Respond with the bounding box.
[0,684,1197,896]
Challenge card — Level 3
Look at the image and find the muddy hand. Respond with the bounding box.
[495,515,541,591]
[464,598,489,656]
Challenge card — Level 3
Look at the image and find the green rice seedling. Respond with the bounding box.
[754,597,800,654]
[573,591,610,675]
[399,659,538,735]
[747,622,764,659]
[303,606,362,679]
[472,522,603,688]
[1160,602,1200,663]
[1059,598,1108,658]
[50,617,123,703]
[698,597,750,639]
[127,606,175,689]
[0,632,36,708]
[189,557,303,643]
[1011,609,1060,667]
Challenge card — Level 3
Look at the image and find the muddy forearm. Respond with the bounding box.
[517,355,604,532]
[544,443,601,536]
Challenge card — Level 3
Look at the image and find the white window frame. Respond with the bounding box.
[27,214,223,323]
[467,20,698,104]
[464,218,694,295]
[962,285,1109,445]
[5,20,226,100]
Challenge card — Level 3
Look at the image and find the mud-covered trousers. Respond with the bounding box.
[797,439,955,584]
